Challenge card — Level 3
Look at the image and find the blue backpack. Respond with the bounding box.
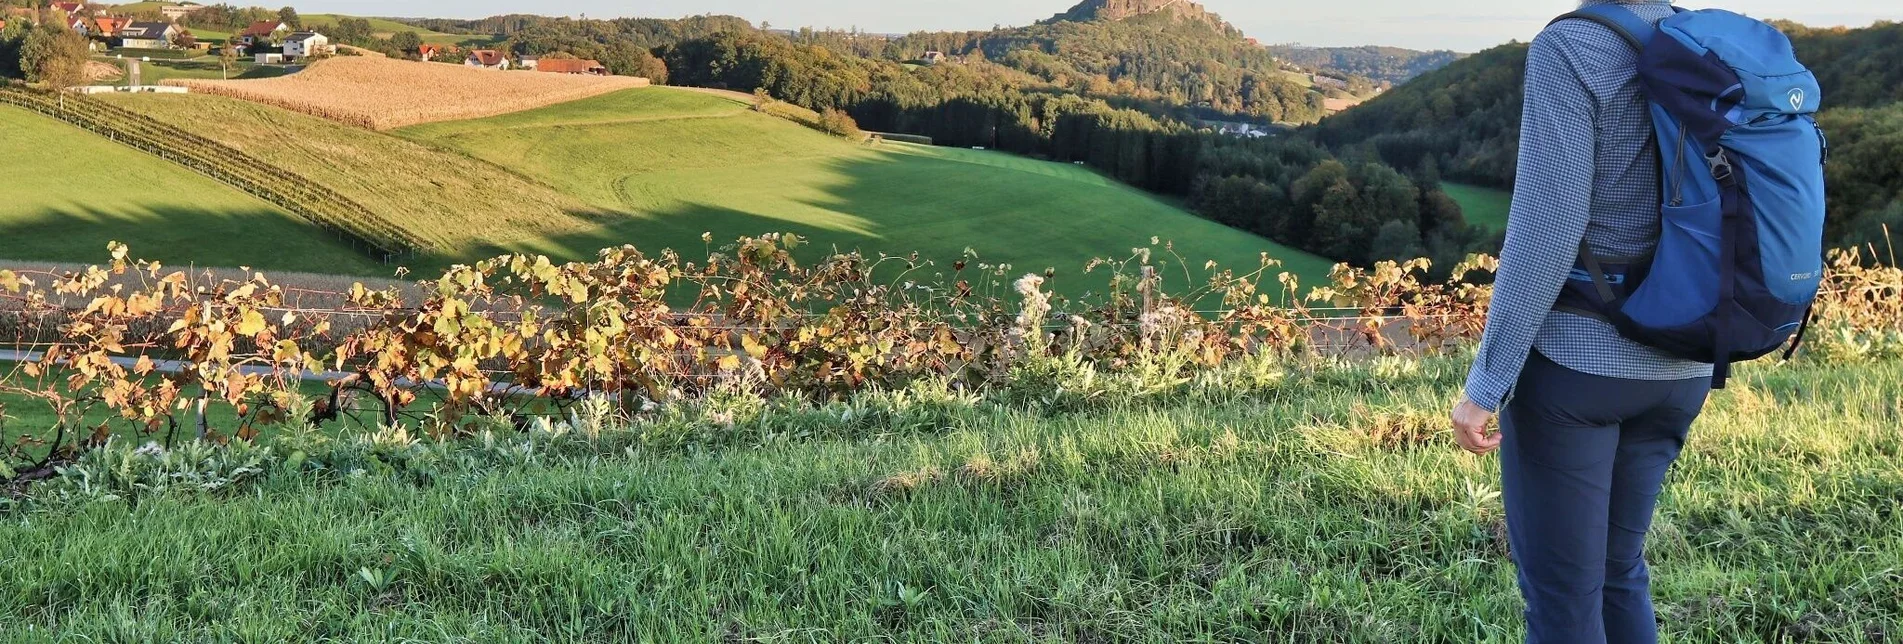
[1549,5,1828,387]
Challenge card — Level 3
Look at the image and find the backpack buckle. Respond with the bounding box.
[1706,150,1734,182]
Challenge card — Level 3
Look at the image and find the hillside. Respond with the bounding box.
[0,104,381,273]
[96,92,603,262]
[398,87,1334,289]
[1309,19,1903,247]
[164,57,648,130]
[1047,0,1226,26]
[1265,45,1466,85]
[880,0,1330,124]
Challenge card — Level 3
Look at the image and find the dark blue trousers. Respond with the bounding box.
[1500,351,1711,644]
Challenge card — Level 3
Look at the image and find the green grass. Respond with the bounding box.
[0,354,1896,640]
[400,88,1336,292]
[0,105,382,273]
[302,14,501,48]
[99,56,291,86]
[1442,181,1512,232]
[0,368,341,457]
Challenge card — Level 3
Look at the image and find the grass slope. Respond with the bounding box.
[1442,182,1512,231]
[98,92,602,269]
[302,14,501,48]
[0,105,380,273]
[0,356,1896,640]
[401,88,1336,291]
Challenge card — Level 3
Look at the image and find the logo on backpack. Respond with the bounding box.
[1788,88,1806,111]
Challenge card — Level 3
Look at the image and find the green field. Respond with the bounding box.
[1441,182,1512,231]
[400,88,1336,291]
[101,55,292,86]
[302,14,501,48]
[0,353,1896,640]
[0,105,381,273]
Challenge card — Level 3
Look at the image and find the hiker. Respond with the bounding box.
[1451,0,1827,642]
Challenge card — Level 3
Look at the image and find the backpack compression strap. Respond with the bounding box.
[1548,4,1662,52]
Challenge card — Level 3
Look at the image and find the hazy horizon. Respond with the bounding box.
[288,0,1897,51]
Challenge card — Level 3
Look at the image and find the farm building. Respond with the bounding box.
[254,52,283,64]
[117,21,178,48]
[465,49,509,70]
[534,58,606,75]
[160,4,207,20]
[239,20,289,46]
[518,54,539,70]
[282,32,331,60]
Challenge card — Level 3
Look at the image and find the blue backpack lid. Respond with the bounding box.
[1658,10,1821,117]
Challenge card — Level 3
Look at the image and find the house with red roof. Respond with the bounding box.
[239,20,289,46]
[464,49,508,70]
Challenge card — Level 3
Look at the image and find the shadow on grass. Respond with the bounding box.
[496,150,1334,299]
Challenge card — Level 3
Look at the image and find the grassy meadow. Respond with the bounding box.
[400,88,1336,291]
[0,354,1896,641]
[1441,182,1512,231]
[0,105,382,274]
[302,14,502,48]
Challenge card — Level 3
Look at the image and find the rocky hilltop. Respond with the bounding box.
[1048,0,1225,26]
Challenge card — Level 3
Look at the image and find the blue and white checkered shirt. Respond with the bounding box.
[1463,0,1713,413]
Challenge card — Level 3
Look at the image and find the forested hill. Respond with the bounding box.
[1308,19,1903,250]
[1047,0,1229,26]
[878,0,1337,124]
[1265,45,1466,85]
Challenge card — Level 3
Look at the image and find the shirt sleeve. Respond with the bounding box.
[1463,31,1598,413]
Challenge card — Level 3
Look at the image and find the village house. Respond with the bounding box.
[465,49,508,70]
[418,44,452,61]
[921,51,945,65]
[66,14,90,36]
[51,2,90,17]
[93,17,122,39]
[117,21,178,48]
[239,20,289,46]
[535,58,607,75]
[282,31,331,60]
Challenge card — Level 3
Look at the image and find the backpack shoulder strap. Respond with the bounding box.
[1549,4,1661,52]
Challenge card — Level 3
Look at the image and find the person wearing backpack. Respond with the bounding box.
[1449,1,1827,642]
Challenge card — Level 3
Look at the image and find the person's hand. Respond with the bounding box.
[1451,397,1500,455]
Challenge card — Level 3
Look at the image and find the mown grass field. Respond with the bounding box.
[0,105,381,273]
[400,88,1336,291]
[1442,182,1513,231]
[97,92,603,267]
[0,354,1896,641]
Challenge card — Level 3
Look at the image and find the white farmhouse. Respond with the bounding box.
[282,32,330,60]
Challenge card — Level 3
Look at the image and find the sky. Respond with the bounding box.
[296,1,1898,52]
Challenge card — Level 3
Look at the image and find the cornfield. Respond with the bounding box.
[165,57,652,130]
